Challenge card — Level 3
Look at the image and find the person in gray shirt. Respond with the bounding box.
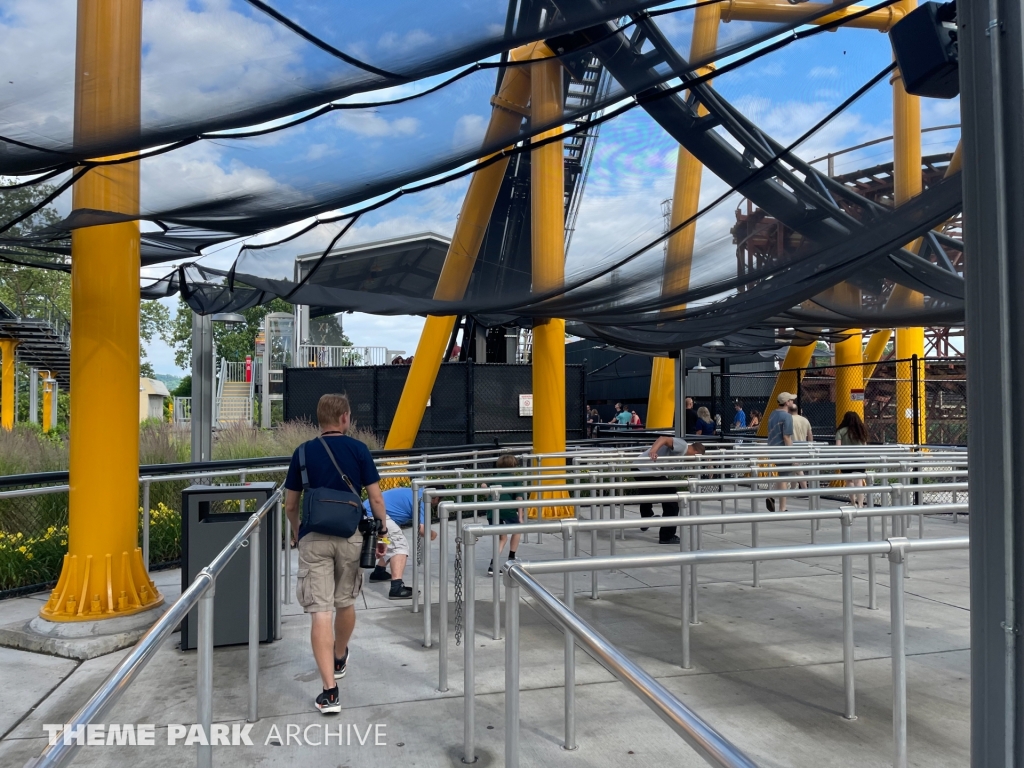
[634,436,706,543]
[765,392,795,512]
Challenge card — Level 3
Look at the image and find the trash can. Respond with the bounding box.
[180,482,278,651]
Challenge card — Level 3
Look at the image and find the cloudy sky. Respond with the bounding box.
[0,1,961,375]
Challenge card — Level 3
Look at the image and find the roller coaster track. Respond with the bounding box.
[553,9,964,303]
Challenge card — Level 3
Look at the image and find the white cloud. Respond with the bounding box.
[333,111,419,137]
[453,114,487,149]
[808,66,840,79]
[377,29,434,52]
[139,142,294,215]
[341,313,425,354]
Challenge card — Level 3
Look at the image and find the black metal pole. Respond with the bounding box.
[911,354,920,446]
[961,0,1024,763]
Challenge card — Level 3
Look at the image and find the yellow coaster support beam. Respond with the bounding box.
[721,0,904,31]
[863,142,962,379]
[529,47,570,516]
[0,339,18,431]
[756,342,816,437]
[42,0,160,621]
[891,35,925,445]
[832,283,864,422]
[647,4,722,429]
[384,46,537,450]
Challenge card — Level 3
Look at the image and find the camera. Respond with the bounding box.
[359,516,386,569]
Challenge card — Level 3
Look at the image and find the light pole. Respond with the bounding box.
[190,311,245,463]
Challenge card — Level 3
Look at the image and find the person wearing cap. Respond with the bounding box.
[765,392,796,512]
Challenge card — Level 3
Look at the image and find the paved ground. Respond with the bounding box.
[0,498,970,767]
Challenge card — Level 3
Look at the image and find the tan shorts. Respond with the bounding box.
[382,517,409,562]
[296,530,364,612]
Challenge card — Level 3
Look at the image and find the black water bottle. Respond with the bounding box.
[359,517,381,569]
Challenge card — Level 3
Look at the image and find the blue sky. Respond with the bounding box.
[0,1,961,374]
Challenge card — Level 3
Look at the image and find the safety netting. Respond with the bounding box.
[0,0,963,355]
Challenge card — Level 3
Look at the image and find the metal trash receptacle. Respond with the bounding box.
[180,482,278,650]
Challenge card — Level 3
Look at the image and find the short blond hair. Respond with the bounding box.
[317,393,351,427]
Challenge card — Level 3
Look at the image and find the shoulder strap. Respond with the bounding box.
[298,442,310,489]
[317,436,359,496]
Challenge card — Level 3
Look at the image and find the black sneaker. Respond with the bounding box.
[659,535,681,544]
[315,686,341,714]
[368,566,391,582]
[765,498,775,512]
[334,649,348,680]
[487,559,494,576]
[389,584,413,600]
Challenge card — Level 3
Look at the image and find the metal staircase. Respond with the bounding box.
[0,297,71,389]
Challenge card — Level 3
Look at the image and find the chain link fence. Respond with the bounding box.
[712,357,967,447]
[285,362,586,448]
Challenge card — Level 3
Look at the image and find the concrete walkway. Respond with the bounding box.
[0,500,970,767]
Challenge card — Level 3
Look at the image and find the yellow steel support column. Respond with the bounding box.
[647,5,722,429]
[40,372,52,434]
[530,49,568,500]
[384,47,537,449]
[42,0,160,621]
[863,143,960,384]
[0,339,18,431]
[756,342,816,437]
[892,40,925,444]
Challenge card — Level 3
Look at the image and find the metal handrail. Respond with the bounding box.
[504,562,760,768]
[486,535,969,768]
[25,487,284,768]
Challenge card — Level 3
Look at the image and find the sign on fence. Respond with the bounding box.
[518,393,533,417]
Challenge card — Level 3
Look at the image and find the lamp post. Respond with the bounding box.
[190,312,245,463]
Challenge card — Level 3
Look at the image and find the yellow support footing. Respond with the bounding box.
[647,4,721,429]
[42,0,160,621]
[384,45,538,450]
[0,339,18,431]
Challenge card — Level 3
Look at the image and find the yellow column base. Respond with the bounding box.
[40,547,162,621]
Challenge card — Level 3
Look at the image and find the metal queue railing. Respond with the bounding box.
[413,454,967,662]
[18,441,971,768]
[498,534,969,768]
[25,488,284,768]
[437,490,967,697]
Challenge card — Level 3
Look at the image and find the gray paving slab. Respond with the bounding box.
[0,508,971,768]
[0,647,78,738]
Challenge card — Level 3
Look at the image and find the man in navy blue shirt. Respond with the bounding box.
[284,393,387,715]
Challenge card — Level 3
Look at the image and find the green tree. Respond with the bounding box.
[140,300,171,377]
[1,183,171,377]
[169,297,316,369]
[0,181,70,319]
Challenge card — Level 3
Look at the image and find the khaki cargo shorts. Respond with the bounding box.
[296,530,364,612]
[382,516,409,562]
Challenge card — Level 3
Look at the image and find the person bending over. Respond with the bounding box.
[635,436,706,544]
[363,488,439,599]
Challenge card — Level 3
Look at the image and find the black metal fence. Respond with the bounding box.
[712,357,967,446]
[284,362,587,448]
